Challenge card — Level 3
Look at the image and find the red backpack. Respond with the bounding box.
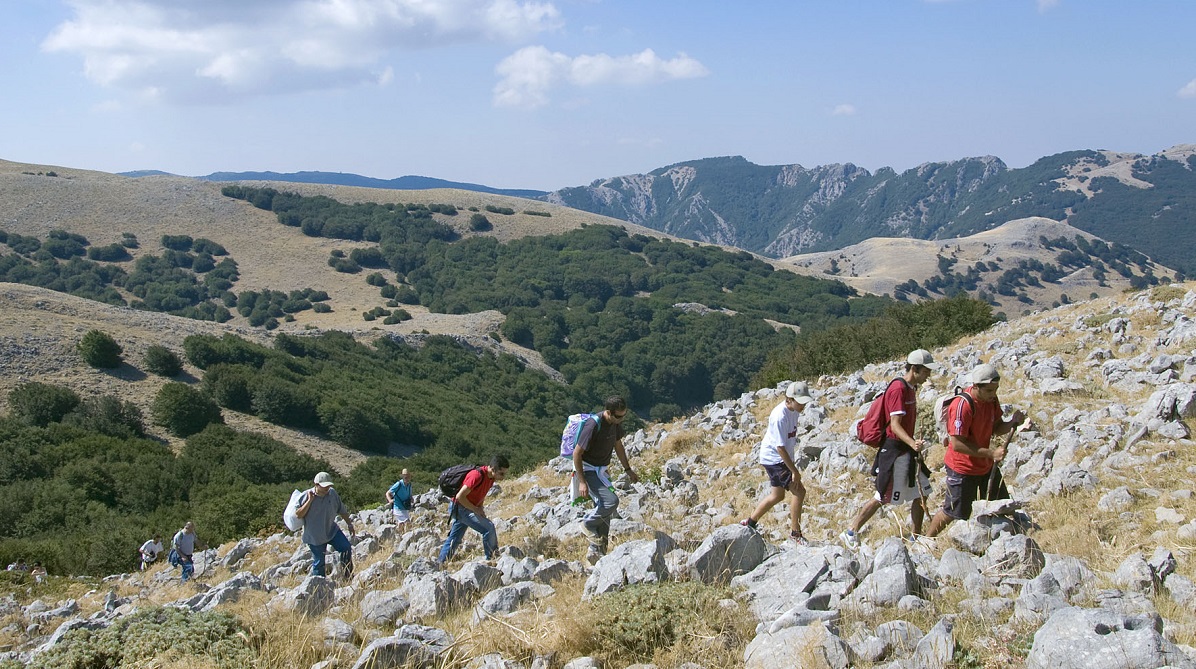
[850,379,902,448]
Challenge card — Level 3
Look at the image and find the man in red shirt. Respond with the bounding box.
[840,350,939,548]
[924,363,1025,537]
[436,454,510,565]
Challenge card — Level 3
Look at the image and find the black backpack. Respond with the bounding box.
[437,464,479,499]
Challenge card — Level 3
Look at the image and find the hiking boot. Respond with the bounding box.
[790,531,809,547]
[839,530,859,550]
[739,518,758,530]
[581,524,603,548]
[586,544,604,566]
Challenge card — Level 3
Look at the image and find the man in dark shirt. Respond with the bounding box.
[574,396,639,564]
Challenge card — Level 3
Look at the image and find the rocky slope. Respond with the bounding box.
[2,285,1194,668]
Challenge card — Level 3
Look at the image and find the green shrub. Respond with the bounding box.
[63,395,145,438]
[29,606,255,669]
[8,382,81,426]
[312,302,332,313]
[586,581,752,664]
[469,213,492,231]
[160,234,193,251]
[143,345,184,376]
[77,329,123,368]
[151,383,222,437]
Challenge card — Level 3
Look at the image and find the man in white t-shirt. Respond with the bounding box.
[139,534,163,571]
[739,381,814,545]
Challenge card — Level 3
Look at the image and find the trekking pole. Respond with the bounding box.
[986,428,1016,501]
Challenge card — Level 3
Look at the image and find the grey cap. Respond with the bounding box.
[907,349,940,369]
[785,381,814,404]
[313,471,334,488]
[971,363,1000,385]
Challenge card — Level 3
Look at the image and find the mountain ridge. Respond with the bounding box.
[542,145,1196,276]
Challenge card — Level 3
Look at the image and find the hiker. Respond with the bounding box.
[437,454,509,565]
[924,363,1025,537]
[740,381,815,545]
[6,559,27,572]
[171,521,203,582]
[385,469,414,530]
[30,562,47,583]
[296,471,357,578]
[573,396,639,564]
[840,350,940,549]
[139,534,164,571]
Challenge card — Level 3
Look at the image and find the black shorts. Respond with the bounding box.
[940,464,989,520]
[763,462,796,489]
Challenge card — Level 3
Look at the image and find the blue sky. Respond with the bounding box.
[2,0,1194,190]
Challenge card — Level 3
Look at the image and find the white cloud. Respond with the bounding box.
[1179,79,1196,99]
[42,0,562,103]
[1037,0,1060,12]
[493,46,708,108]
[832,103,856,116]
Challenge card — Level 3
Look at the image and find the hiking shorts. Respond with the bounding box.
[940,464,989,520]
[763,462,796,490]
[874,439,931,505]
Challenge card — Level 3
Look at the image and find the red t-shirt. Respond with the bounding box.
[883,379,917,442]
[459,468,493,507]
[943,387,1000,475]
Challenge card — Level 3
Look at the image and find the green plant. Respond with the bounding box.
[77,329,123,368]
[29,606,255,669]
[151,382,223,437]
[143,345,183,376]
[7,382,80,426]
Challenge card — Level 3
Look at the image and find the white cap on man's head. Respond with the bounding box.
[314,472,334,488]
[971,363,1000,385]
[785,381,813,404]
[906,349,940,369]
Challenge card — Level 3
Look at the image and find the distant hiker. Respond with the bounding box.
[573,396,639,564]
[840,350,940,549]
[740,381,815,545]
[437,455,509,566]
[924,363,1025,538]
[296,471,357,579]
[30,562,46,583]
[171,521,204,582]
[139,534,164,571]
[6,559,27,572]
[385,469,414,530]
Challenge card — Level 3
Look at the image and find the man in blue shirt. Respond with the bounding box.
[296,471,357,578]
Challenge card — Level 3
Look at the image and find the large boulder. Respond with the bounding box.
[687,524,768,584]
[731,546,837,622]
[1025,607,1196,669]
[582,535,673,600]
[359,589,410,627]
[743,621,851,669]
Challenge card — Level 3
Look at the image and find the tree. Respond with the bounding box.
[151,383,223,437]
[8,382,80,426]
[77,329,123,368]
[144,345,184,377]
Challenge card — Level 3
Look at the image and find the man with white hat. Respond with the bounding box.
[840,349,940,549]
[739,380,815,545]
[296,471,356,578]
[925,363,1025,537]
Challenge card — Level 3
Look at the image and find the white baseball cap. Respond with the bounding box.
[785,381,814,404]
[907,349,941,369]
[971,363,1000,385]
[313,472,334,488]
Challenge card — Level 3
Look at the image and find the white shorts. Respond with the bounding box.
[392,508,410,523]
[875,451,932,506]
